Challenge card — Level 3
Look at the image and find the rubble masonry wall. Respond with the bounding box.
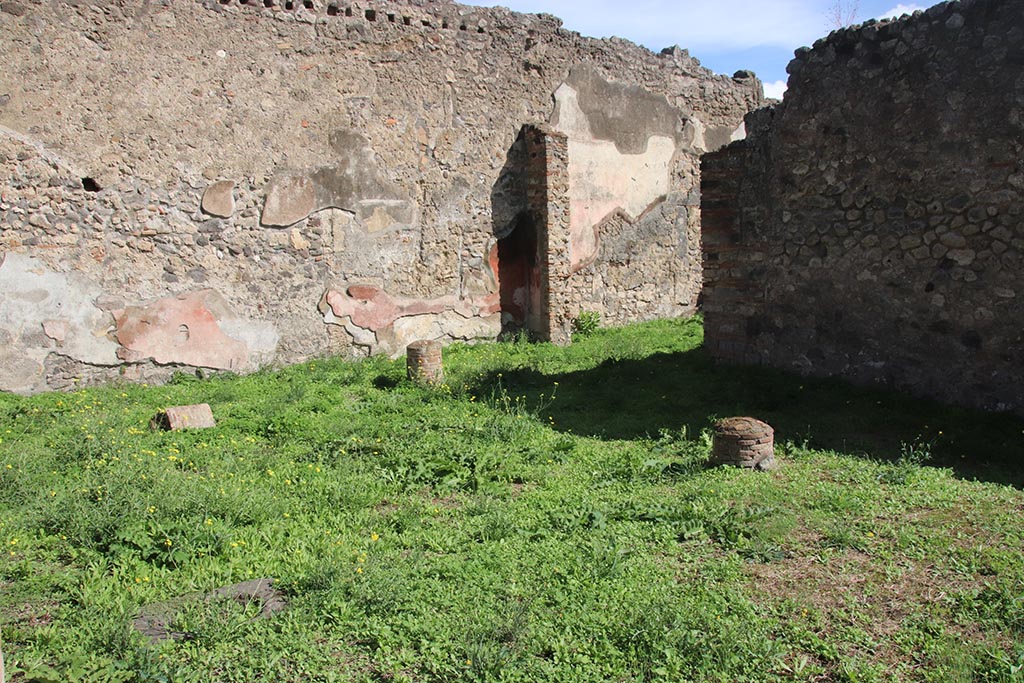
[0,0,761,392]
[702,0,1024,414]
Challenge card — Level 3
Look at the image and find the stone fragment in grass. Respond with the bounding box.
[150,403,216,431]
[711,416,775,470]
[133,578,286,644]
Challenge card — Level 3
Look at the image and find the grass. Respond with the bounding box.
[0,317,1022,682]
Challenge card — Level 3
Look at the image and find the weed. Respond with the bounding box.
[571,311,601,338]
[10,651,135,683]
[462,599,532,681]
[878,438,933,485]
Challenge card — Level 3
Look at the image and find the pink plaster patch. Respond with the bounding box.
[488,243,501,279]
[346,285,381,301]
[42,319,69,344]
[323,286,496,333]
[324,288,448,332]
[114,290,248,370]
[569,197,611,270]
[480,293,501,315]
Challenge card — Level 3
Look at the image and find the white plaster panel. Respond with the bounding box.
[553,84,676,270]
[0,254,119,391]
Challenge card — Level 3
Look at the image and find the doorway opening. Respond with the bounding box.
[495,213,544,338]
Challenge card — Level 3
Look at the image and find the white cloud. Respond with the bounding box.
[762,80,788,100]
[878,3,926,19]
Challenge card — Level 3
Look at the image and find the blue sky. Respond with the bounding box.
[460,1,930,98]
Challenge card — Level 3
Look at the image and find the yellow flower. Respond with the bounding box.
[371,533,379,542]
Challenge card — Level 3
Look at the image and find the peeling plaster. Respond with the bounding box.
[113,290,278,371]
[682,117,747,153]
[319,284,500,356]
[0,253,118,392]
[552,81,676,271]
[261,131,416,230]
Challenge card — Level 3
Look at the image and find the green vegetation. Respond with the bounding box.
[1,317,1022,682]
[571,311,601,339]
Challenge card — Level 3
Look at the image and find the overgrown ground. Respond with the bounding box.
[1,318,1022,682]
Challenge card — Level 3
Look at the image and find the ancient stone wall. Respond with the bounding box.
[702,0,1024,414]
[0,0,761,392]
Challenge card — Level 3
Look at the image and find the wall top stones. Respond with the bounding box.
[782,0,1023,96]
[0,0,762,191]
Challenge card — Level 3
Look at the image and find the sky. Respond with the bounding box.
[459,0,931,98]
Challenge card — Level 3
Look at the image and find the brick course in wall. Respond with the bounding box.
[702,0,1024,415]
[523,124,573,343]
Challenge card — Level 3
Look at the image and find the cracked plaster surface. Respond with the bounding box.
[319,284,500,356]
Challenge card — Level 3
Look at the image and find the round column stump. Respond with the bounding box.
[406,339,444,384]
[711,417,776,470]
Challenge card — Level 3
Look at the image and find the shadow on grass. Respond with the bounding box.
[470,345,1024,488]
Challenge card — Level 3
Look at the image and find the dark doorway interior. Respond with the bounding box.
[496,213,542,337]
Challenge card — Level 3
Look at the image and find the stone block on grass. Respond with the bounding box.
[711,416,775,470]
[406,339,443,384]
[150,403,216,431]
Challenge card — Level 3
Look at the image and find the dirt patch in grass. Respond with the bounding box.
[744,528,1010,675]
[133,577,287,644]
[5,600,59,629]
[428,493,463,509]
[373,499,401,515]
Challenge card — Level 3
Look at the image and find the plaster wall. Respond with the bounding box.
[0,0,761,392]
